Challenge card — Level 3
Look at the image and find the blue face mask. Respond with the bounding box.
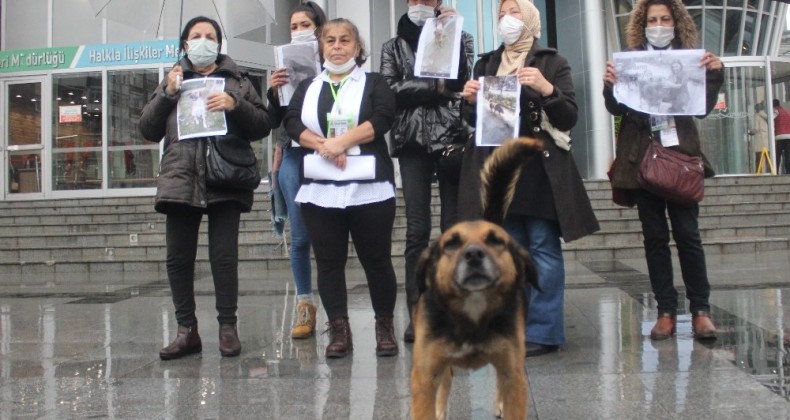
[186,38,219,67]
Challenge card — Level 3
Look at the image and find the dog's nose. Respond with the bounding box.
[463,245,485,266]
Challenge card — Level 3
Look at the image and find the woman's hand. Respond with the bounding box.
[165,65,183,95]
[603,61,618,88]
[518,67,554,97]
[319,139,347,162]
[437,6,457,19]
[700,51,722,71]
[462,80,480,104]
[268,68,289,94]
[206,92,236,112]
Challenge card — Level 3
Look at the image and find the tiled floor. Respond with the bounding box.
[2,250,790,419]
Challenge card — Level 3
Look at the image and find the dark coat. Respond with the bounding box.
[380,24,475,156]
[458,44,599,243]
[139,54,274,214]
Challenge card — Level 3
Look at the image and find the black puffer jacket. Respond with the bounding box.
[139,54,274,214]
[380,14,475,156]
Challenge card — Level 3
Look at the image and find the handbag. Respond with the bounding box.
[607,159,634,208]
[637,140,704,207]
[205,134,261,191]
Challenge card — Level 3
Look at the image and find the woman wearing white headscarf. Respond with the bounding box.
[459,0,599,357]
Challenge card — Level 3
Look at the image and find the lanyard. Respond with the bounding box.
[328,76,350,114]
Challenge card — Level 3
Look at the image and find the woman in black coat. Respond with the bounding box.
[460,0,598,357]
[139,16,274,360]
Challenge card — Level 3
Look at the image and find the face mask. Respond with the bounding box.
[291,29,316,43]
[645,26,675,48]
[408,4,436,26]
[186,38,219,67]
[499,15,526,46]
[324,57,357,75]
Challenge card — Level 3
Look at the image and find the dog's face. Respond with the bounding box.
[417,220,539,299]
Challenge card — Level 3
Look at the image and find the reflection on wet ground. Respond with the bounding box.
[2,251,790,418]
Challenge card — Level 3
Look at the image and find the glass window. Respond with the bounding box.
[107,70,160,188]
[755,13,771,56]
[616,16,630,51]
[52,0,103,47]
[52,73,103,190]
[741,12,758,56]
[612,0,634,15]
[702,9,723,56]
[722,10,741,55]
[5,0,47,50]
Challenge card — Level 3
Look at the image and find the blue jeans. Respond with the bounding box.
[504,214,565,346]
[278,147,312,297]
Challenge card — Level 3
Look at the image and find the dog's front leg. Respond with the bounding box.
[492,348,527,419]
[411,345,450,420]
[434,366,453,420]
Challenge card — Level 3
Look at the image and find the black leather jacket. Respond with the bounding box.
[380,27,474,156]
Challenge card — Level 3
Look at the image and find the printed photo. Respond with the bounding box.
[275,41,321,106]
[476,75,520,147]
[176,77,228,140]
[414,15,464,79]
[613,49,706,116]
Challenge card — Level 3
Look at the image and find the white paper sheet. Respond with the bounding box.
[303,154,376,181]
[613,49,706,116]
[414,15,464,79]
[275,41,321,106]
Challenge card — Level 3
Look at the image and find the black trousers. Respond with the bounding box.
[398,144,459,316]
[301,198,397,321]
[632,189,711,313]
[165,201,242,326]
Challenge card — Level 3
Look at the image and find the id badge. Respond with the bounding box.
[327,113,354,138]
[659,117,679,147]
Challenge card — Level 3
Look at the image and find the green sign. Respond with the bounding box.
[0,47,79,73]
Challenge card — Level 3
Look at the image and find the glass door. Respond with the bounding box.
[4,78,46,197]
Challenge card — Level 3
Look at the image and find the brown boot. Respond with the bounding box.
[650,312,676,341]
[692,311,717,340]
[375,316,399,357]
[160,323,202,360]
[219,324,241,357]
[325,317,352,358]
[291,301,317,339]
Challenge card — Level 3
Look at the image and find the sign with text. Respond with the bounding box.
[59,105,83,123]
[0,40,179,74]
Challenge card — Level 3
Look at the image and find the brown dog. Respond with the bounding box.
[410,137,544,420]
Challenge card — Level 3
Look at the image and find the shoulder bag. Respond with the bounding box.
[205,134,261,191]
[607,158,635,208]
[637,140,704,207]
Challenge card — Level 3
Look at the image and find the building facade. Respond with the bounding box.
[0,0,788,200]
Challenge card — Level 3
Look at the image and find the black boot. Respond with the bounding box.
[325,317,353,358]
[375,316,399,357]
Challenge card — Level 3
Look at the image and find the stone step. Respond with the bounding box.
[2,235,786,285]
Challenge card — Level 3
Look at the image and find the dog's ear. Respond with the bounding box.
[416,241,441,294]
[510,241,541,292]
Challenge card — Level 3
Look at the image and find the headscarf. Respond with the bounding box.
[497,0,542,76]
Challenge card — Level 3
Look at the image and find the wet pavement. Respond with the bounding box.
[2,250,790,419]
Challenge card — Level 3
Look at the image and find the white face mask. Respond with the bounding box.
[324,57,357,75]
[408,4,435,26]
[499,15,526,46]
[645,26,675,48]
[291,29,316,43]
[186,38,219,67]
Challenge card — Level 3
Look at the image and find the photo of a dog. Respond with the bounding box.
[410,137,544,420]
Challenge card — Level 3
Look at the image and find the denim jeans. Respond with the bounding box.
[504,214,565,346]
[166,201,242,326]
[632,189,711,314]
[278,147,312,297]
[399,145,459,314]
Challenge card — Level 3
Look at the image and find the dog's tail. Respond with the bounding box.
[481,137,545,225]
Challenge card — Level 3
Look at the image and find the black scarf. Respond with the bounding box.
[397,13,422,53]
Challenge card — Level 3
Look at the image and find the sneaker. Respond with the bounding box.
[291,301,317,339]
